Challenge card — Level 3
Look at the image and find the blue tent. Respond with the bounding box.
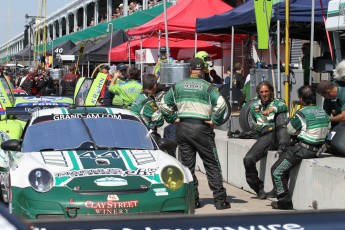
[196,0,329,39]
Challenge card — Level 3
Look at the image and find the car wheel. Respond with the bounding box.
[239,100,255,132]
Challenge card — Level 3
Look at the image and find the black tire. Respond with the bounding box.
[239,100,255,132]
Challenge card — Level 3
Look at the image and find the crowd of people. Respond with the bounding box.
[92,1,159,25]
[1,48,344,212]
[0,64,80,97]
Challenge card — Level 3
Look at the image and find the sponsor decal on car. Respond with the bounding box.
[153,188,168,196]
[54,168,157,178]
[78,150,120,159]
[94,177,128,186]
[107,194,119,201]
[16,102,70,107]
[84,200,138,215]
[90,78,105,104]
[53,114,122,120]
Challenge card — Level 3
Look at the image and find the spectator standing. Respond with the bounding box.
[100,65,113,104]
[195,51,212,83]
[224,66,231,85]
[108,67,142,109]
[15,69,26,88]
[232,62,245,90]
[160,58,230,210]
[271,85,330,210]
[61,65,78,96]
[210,69,223,84]
[40,69,53,96]
[112,7,122,19]
[301,43,311,85]
[104,63,128,107]
[243,81,290,200]
[153,46,175,79]
[18,67,35,95]
[35,69,45,96]
[89,18,95,26]
[148,0,155,8]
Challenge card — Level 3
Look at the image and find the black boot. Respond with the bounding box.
[195,199,202,209]
[271,201,293,210]
[266,189,277,198]
[256,188,267,200]
[215,200,231,210]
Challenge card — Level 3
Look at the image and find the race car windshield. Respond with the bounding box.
[21,117,155,152]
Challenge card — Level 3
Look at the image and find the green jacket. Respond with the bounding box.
[288,105,330,145]
[109,80,142,108]
[130,93,164,129]
[160,74,226,126]
[111,78,126,106]
[250,98,288,135]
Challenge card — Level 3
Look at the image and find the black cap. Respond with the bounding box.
[102,65,110,70]
[159,46,167,53]
[190,58,205,70]
[116,63,127,71]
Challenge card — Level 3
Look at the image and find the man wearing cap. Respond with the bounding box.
[160,58,230,210]
[109,67,142,109]
[153,46,175,79]
[104,63,128,107]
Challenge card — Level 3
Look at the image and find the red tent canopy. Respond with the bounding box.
[127,0,233,41]
[109,37,222,62]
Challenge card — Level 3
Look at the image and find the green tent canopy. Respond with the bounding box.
[35,3,171,53]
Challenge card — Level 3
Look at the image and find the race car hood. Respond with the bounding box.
[14,96,73,107]
[29,149,161,192]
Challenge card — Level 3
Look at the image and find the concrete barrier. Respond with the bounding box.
[159,125,345,210]
[200,129,345,210]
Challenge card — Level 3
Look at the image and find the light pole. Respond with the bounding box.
[49,40,54,68]
[107,23,114,65]
[25,14,44,67]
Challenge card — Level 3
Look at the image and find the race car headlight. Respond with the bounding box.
[161,166,184,190]
[29,168,54,193]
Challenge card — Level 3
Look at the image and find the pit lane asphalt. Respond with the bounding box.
[194,171,290,214]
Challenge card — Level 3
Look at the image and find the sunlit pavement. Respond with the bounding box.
[195,171,292,214]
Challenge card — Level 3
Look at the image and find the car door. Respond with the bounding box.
[74,72,108,106]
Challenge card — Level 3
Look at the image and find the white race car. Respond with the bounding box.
[0,107,195,219]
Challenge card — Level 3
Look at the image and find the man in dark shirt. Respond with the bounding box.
[210,69,223,84]
[61,65,78,96]
[232,62,245,89]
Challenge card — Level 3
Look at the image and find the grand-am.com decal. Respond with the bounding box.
[54,168,157,178]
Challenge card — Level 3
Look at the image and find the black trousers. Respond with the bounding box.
[271,145,316,203]
[243,131,277,193]
[176,122,227,204]
[243,113,289,193]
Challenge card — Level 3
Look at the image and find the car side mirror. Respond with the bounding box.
[1,139,21,151]
[157,138,177,153]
